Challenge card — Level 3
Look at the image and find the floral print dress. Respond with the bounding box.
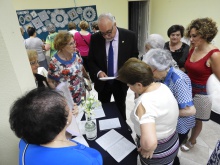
[48,52,86,105]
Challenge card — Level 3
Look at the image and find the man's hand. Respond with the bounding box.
[98,71,108,78]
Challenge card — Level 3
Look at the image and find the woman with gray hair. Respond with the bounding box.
[144,34,178,68]
[45,23,58,58]
[143,48,196,165]
[145,34,165,52]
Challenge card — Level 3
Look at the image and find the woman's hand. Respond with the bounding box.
[72,103,78,116]
[138,146,154,159]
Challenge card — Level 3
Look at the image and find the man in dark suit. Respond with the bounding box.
[88,13,139,126]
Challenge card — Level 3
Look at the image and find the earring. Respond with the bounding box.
[67,121,69,125]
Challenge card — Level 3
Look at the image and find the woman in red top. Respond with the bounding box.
[182,18,220,151]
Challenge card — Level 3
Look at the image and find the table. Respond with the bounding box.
[84,102,138,165]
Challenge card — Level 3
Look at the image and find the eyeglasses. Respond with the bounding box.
[99,26,114,36]
[30,61,39,65]
[67,41,76,46]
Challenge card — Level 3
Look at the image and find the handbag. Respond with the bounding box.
[84,77,92,91]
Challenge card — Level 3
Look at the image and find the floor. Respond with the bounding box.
[90,86,220,165]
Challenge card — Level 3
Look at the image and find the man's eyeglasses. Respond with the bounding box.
[99,26,114,36]
[30,61,39,65]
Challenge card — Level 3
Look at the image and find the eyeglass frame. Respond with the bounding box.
[99,25,114,36]
[66,41,76,46]
[30,60,39,66]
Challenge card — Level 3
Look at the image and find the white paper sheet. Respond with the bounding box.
[99,118,121,131]
[56,82,74,110]
[72,136,89,147]
[95,129,136,162]
[99,77,116,81]
[85,106,105,120]
[95,129,123,150]
[66,115,81,136]
[56,82,81,136]
[107,137,136,162]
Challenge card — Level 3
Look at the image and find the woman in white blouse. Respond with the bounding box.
[117,58,179,165]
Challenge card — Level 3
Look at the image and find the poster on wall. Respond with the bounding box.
[16,5,98,40]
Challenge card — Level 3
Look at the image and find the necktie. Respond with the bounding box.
[108,40,114,77]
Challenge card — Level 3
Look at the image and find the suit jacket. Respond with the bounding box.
[88,27,139,92]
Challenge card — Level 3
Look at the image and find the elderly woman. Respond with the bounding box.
[9,88,103,165]
[143,48,196,165]
[74,20,91,73]
[45,23,58,58]
[27,49,49,88]
[182,18,220,151]
[48,31,89,105]
[164,25,189,72]
[117,58,179,165]
[145,34,165,52]
[24,27,48,70]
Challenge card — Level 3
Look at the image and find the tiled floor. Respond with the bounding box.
[90,85,220,165]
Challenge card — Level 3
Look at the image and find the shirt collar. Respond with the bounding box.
[163,67,173,85]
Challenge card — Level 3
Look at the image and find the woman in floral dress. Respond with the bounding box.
[48,32,89,105]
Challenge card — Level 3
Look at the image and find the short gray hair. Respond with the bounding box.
[46,23,56,33]
[98,13,116,24]
[142,48,175,71]
[145,34,165,49]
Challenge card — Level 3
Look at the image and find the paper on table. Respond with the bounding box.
[99,118,121,131]
[107,137,136,162]
[85,106,105,120]
[72,136,89,147]
[95,129,123,151]
[95,129,136,162]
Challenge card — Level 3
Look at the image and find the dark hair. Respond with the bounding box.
[68,22,76,30]
[54,32,73,51]
[167,25,184,37]
[91,22,99,30]
[117,58,154,86]
[185,17,218,43]
[27,27,36,37]
[9,88,68,144]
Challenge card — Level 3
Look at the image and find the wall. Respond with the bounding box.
[12,0,129,28]
[149,0,220,47]
[0,0,36,164]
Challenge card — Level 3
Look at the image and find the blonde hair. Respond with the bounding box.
[27,49,38,61]
[54,32,73,51]
[79,20,89,30]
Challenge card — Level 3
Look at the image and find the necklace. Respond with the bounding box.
[52,139,70,143]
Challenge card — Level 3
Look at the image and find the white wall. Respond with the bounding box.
[0,0,36,164]
[149,0,220,47]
